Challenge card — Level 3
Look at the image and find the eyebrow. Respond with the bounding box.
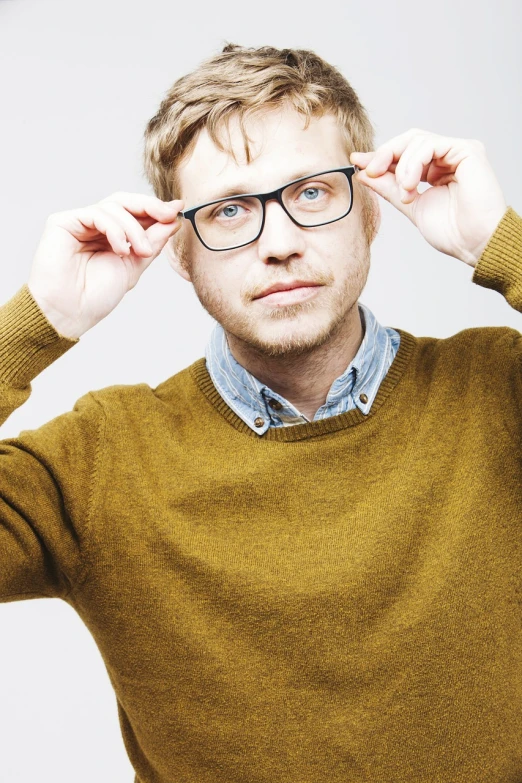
[199,168,324,204]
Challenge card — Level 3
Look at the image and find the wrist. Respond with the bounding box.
[27,285,85,340]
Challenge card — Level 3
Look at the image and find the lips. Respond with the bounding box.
[254,280,321,299]
[253,284,323,306]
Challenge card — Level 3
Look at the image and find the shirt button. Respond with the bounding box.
[359,393,369,404]
[254,417,265,428]
[269,399,283,410]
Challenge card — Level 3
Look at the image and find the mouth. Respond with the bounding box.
[253,282,323,306]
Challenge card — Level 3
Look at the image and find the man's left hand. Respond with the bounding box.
[350,128,508,268]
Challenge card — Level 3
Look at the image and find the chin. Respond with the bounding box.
[227,305,350,359]
[191,269,365,360]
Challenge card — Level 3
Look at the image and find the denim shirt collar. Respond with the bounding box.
[204,301,400,436]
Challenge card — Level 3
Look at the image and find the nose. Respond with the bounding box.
[256,198,306,262]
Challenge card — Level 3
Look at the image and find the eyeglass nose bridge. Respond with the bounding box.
[254,184,304,233]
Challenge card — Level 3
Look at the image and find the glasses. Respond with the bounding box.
[179,165,360,251]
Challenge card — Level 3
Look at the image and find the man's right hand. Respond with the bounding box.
[27,192,185,340]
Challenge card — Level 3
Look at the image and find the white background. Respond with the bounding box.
[0,0,521,780]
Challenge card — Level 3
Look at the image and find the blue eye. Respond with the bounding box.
[302,187,320,200]
[216,203,246,219]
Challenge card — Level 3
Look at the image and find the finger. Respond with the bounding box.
[396,137,454,194]
[73,206,135,257]
[360,129,440,178]
[355,168,416,219]
[357,128,422,177]
[99,192,184,224]
[79,215,183,261]
[394,136,432,192]
[350,151,375,167]
[370,131,469,184]
[143,213,184,250]
[351,151,399,175]
[98,202,156,257]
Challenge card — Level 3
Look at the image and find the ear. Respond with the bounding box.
[163,235,192,283]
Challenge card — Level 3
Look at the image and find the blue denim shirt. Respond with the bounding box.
[204,301,400,436]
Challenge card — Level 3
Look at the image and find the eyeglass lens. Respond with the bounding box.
[194,171,352,250]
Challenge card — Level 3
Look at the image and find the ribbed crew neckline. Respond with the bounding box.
[189,328,418,442]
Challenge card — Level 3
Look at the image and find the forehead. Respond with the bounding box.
[177,107,348,205]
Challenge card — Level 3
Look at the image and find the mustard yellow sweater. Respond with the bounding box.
[1,208,522,783]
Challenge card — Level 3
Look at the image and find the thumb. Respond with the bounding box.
[126,203,185,278]
[351,153,416,219]
[356,167,417,219]
[145,200,185,253]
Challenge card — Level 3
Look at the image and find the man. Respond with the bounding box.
[1,43,520,782]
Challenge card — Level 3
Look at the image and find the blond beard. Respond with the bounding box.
[176,229,372,359]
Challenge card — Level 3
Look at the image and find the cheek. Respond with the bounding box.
[327,215,366,255]
[196,256,251,303]
[191,263,240,310]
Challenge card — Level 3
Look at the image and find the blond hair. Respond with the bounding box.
[142,43,378,244]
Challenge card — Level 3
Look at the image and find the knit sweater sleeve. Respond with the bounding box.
[472,206,522,372]
[472,206,522,313]
[0,285,105,601]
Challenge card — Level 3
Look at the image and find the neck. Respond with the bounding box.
[226,305,364,422]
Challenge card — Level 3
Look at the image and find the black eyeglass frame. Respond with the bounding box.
[179,165,361,252]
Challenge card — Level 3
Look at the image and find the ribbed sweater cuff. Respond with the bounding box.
[472,206,522,309]
[0,284,79,388]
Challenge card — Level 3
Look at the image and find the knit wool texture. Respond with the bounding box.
[1,207,521,782]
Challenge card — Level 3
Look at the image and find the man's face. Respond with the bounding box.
[167,107,379,358]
